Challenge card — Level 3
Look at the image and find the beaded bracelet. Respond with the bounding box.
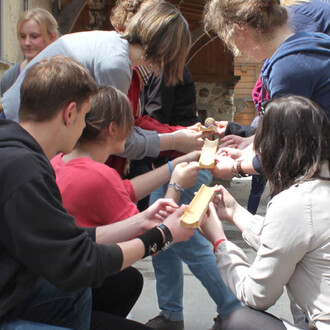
[236,159,250,177]
[168,182,184,194]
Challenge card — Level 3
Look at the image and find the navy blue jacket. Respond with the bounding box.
[262,31,330,119]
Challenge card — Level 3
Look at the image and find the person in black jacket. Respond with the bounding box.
[0,55,194,330]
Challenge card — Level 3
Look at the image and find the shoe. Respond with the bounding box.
[145,314,184,330]
[210,315,222,330]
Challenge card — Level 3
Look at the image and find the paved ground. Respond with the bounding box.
[129,177,293,329]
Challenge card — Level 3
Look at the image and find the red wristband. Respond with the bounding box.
[213,238,227,253]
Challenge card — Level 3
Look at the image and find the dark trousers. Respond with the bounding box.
[91,267,152,330]
[222,306,286,330]
[247,174,268,215]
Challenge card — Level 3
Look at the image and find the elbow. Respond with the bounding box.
[241,292,275,311]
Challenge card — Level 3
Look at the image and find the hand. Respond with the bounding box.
[211,155,235,180]
[212,186,241,223]
[214,121,228,138]
[141,198,178,231]
[221,135,254,150]
[171,161,200,190]
[172,129,204,153]
[186,122,202,132]
[216,147,243,160]
[199,202,226,245]
[163,205,194,243]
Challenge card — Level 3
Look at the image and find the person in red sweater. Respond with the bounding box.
[51,86,200,228]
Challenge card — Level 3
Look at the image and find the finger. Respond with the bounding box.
[209,201,217,217]
[160,198,179,209]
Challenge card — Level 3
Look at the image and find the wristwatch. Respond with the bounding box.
[157,224,173,251]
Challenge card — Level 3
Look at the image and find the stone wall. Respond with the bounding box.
[195,82,236,122]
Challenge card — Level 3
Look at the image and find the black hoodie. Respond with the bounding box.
[0,119,122,318]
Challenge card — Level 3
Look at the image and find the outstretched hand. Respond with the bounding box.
[199,202,226,245]
[163,205,194,243]
[171,161,200,190]
[141,198,179,231]
[172,129,204,153]
[212,186,240,223]
[211,154,235,180]
[216,147,243,160]
[220,135,254,150]
[214,121,228,138]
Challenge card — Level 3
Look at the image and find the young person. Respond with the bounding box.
[1,1,203,161]
[201,95,330,329]
[51,85,200,228]
[204,0,330,179]
[0,55,194,329]
[0,8,59,96]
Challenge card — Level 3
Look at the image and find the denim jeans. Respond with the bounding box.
[149,170,242,321]
[0,278,92,330]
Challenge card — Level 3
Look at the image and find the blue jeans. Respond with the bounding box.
[149,170,241,321]
[0,278,92,330]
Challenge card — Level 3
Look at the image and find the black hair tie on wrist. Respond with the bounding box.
[137,227,163,258]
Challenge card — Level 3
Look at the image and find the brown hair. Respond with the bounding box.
[204,0,288,55]
[17,8,59,42]
[254,95,330,195]
[110,0,159,32]
[78,85,134,144]
[19,55,98,122]
[122,1,191,86]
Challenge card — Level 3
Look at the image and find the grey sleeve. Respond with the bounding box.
[116,127,160,159]
[1,70,27,122]
[0,63,20,97]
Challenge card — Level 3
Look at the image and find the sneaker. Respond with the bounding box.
[145,315,184,330]
[210,315,222,330]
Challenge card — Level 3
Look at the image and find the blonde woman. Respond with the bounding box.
[0,8,58,96]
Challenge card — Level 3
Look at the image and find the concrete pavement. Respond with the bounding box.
[129,177,293,329]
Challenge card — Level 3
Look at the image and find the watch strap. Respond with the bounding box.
[157,224,173,250]
[236,159,250,177]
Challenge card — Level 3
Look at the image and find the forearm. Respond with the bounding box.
[131,156,188,200]
[164,185,181,203]
[131,162,172,200]
[117,127,160,159]
[159,133,175,152]
[231,206,255,232]
[117,239,145,270]
[95,213,146,245]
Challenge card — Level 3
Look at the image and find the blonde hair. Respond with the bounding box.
[204,0,288,55]
[280,0,309,6]
[110,0,160,32]
[122,1,191,86]
[17,8,59,42]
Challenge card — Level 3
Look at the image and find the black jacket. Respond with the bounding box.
[140,65,199,127]
[0,120,122,318]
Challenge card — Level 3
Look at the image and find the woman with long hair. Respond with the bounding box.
[202,95,330,329]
